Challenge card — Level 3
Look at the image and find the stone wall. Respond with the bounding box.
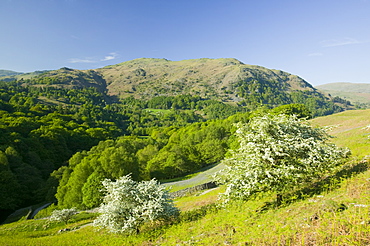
[170,181,218,198]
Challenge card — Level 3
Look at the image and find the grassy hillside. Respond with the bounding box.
[310,108,370,158]
[316,82,370,107]
[98,58,314,101]
[27,67,108,93]
[0,69,23,77]
[14,58,350,116]
[316,82,370,93]
[1,109,369,245]
[0,70,49,81]
[1,60,352,114]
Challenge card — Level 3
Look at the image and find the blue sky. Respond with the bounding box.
[1,0,370,85]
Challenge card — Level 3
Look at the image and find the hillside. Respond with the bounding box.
[310,108,370,158]
[97,58,314,101]
[32,67,108,93]
[316,82,370,108]
[0,70,49,81]
[0,69,23,77]
[15,58,351,116]
[0,58,354,218]
[1,109,369,245]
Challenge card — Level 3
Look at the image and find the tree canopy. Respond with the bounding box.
[93,175,179,234]
[215,114,350,204]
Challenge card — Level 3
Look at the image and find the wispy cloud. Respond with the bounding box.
[69,52,119,64]
[320,37,363,47]
[308,52,323,57]
[101,52,118,61]
[69,58,97,64]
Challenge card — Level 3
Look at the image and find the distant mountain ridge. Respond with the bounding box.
[0,69,50,81]
[96,58,316,102]
[32,58,317,101]
[316,82,370,107]
[1,58,320,101]
[0,69,23,77]
[316,82,370,93]
[2,58,351,115]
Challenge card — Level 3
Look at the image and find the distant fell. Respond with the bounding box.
[316,82,370,107]
[6,58,351,115]
[97,58,315,102]
[0,70,50,81]
[0,69,23,77]
[34,67,107,93]
[316,82,370,93]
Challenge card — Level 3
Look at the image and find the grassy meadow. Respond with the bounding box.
[1,109,370,245]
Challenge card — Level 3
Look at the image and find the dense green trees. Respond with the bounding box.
[146,120,231,179]
[0,82,127,213]
[236,80,343,117]
[54,118,236,208]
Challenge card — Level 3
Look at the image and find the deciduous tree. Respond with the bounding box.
[93,175,179,234]
[216,114,350,204]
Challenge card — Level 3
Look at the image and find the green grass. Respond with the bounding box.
[174,186,224,211]
[144,108,172,114]
[310,108,370,158]
[1,109,370,245]
[316,82,370,106]
[0,212,97,246]
[160,172,199,184]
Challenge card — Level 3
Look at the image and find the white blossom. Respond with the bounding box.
[93,175,179,233]
[49,208,78,224]
[215,114,350,203]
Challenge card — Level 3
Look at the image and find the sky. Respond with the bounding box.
[1,0,370,85]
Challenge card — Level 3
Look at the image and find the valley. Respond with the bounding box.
[0,58,368,245]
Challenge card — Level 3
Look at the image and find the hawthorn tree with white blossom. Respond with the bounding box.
[49,208,78,224]
[215,114,350,204]
[93,175,179,234]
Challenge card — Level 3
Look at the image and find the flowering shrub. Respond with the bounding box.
[215,114,350,204]
[48,208,78,224]
[93,175,179,234]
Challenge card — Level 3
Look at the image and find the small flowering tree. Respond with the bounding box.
[93,175,179,234]
[49,208,78,224]
[215,114,350,204]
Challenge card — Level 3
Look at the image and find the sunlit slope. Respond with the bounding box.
[316,82,370,107]
[310,109,370,158]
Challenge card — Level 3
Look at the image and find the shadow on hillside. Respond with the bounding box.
[259,158,369,211]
